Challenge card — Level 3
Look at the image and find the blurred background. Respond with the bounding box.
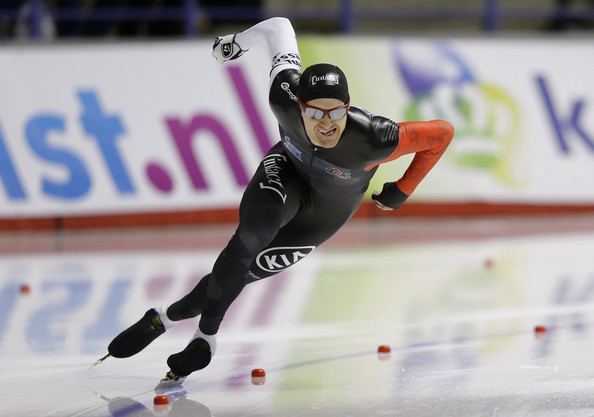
[1,0,594,41]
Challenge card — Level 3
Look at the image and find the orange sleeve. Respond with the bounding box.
[366,119,454,196]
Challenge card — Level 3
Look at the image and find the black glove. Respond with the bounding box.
[371,182,409,210]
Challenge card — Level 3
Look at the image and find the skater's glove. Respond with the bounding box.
[212,33,246,63]
[371,182,409,211]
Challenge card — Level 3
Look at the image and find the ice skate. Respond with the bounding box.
[107,308,167,358]
[166,327,217,378]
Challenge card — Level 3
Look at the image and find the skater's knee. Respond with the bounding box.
[165,274,211,321]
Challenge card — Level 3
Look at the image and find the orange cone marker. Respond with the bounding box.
[251,368,266,385]
[153,395,169,405]
[377,345,391,353]
[378,344,391,361]
[153,395,170,413]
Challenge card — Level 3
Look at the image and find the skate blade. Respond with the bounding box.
[154,383,187,397]
[90,353,111,368]
[155,375,187,395]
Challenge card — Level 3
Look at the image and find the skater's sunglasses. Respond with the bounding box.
[298,99,350,121]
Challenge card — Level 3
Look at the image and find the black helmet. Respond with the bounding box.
[297,63,349,104]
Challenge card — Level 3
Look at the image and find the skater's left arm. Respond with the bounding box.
[368,119,454,211]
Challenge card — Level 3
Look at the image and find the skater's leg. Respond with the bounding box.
[166,273,212,321]
[164,192,363,378]
[107,205,285,361]
[165,189,298,325]
[165,202,292,377]
[198,201,287,334]
[165,149,303,377]
[166,196,292,322]
[161,147,301,323]
[165,200,285,324]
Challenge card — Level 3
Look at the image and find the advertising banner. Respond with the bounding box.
[1,38,593,218]
[0,43,277,217]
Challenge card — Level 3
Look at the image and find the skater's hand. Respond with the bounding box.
[371,192,393,211]
[371,182,408,210]
[212,33,246,63]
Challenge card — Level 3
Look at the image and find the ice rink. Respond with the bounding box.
[2,215,594,417]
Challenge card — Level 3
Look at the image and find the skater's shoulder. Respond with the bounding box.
[269,68,301,124]
[269,68,301,104]
[346,107,398,147]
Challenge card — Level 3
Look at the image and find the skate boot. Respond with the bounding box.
[166,327,217,378]
[108,307,172,358]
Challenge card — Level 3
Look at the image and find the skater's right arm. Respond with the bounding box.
[212,17,302,124]
[211,17,301,80]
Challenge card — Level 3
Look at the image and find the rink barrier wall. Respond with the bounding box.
[2,202,594,231]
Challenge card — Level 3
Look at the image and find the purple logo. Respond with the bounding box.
[147,65,275,193]
[0,66,275,203]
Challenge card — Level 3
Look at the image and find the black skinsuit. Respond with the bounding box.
[167,68,400,334]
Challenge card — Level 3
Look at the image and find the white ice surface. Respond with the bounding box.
[2,217,594,417]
